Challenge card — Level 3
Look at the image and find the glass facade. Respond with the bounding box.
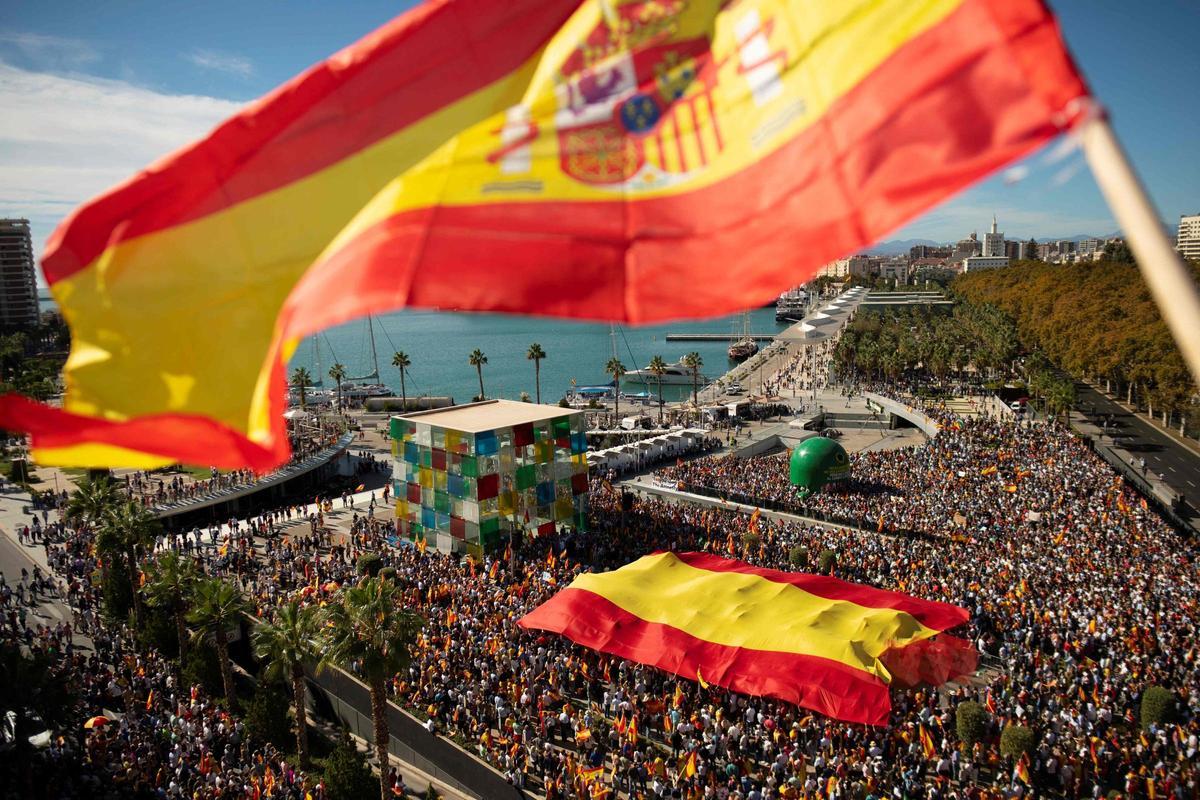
[390,407,589,555]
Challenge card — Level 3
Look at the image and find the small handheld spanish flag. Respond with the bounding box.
[696,668,710,690]
[1014,753,1032,785]
[919,724,937,760]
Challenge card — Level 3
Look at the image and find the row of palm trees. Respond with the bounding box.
[289,343,705,416]
[69,478,420,800]
[289,345,543,408]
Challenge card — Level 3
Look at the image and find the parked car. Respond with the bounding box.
[726,383,743,395]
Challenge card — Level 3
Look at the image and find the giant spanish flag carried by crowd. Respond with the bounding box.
[0,0,1088,469]
[519,552,976,725]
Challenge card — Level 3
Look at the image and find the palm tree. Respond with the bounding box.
[526,343,546,404]
[682,352,703,413]
[253,601,320,766]
[290,367,313,409]
[320,577,423,800]
[468,349,488,400]
[187,577,252,706]
[142,550,199,659]
[605,357,626,424]
[97,500,159,630]
[647,355,668,426]
[65,475,120,528]
[329,363,348,410]
[391,351,411,411]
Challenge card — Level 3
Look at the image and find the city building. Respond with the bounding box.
[909,244,951,260]
[913,262,959,283]
[1037,243,1054,261]
[816,259,848,278]
[1178,213,1200,260]
[847,255,874,279]
[982,215,1005,257]
[951,232,982,264]
[1078,237,1101,258]
[0,218,40,328]
[962,255,1009,272]
[1005,240,1032,260]
[880,258,910,284]
[390,399,589,555]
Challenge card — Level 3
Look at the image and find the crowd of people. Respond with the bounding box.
[188,405,1200,799]
[114,429,356,509]
[125,469,260,507]
[5,383,1199,800]
[1,537,319,798]
[658,402,1047,540]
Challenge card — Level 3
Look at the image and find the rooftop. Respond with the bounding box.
[396,399,579,433]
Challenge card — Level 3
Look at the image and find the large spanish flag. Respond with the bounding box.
[518,552,974,725]
[2,0,1087,469]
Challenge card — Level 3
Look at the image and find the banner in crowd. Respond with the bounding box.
[0,0,1088,469]
[519,551,976,725]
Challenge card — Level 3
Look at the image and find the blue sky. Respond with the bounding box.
[2,0,1197,274]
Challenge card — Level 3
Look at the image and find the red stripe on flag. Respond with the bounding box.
[42,0,582,283]
[0,393,284,471]
[671,552,969,632]
[282,0,1087,335]
[518,587,893,726]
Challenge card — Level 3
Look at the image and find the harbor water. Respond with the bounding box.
[38,289,787,404]
[290,307,788,404]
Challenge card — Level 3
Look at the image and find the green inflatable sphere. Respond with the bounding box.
[789,437,850,496]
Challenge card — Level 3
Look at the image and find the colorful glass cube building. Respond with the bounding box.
[390,400,589,555]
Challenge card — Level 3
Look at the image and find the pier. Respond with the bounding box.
[664,332,776,342]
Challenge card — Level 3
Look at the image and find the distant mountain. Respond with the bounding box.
[1031,233,1109,243]
[859,238,943,255]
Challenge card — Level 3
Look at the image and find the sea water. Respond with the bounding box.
[37,289,786,404]
[291,307,787,404]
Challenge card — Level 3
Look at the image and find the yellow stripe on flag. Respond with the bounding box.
[570,552,940,679]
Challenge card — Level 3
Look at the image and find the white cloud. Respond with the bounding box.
[0,32,101,70]
[0,62,243,269]
[186,48,254,78]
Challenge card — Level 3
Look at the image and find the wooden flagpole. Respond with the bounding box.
[1079,115,1200,387]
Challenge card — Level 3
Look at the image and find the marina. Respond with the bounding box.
[287,305,792,406]
[663,332,776,341]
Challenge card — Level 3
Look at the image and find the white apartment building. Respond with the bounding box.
[1177,213,1200,261]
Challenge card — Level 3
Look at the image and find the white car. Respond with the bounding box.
[726,383,743,395]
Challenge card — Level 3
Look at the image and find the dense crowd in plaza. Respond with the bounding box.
[4,382,1198,800]
[656,405,1062,538]
[1,536,319,798]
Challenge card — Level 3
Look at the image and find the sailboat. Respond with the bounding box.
[728,311,759,361]
[341,315,396,401]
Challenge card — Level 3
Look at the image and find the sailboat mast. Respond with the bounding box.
[313,334,323,385]
[367,315,380,379]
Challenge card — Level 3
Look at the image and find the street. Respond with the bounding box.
[1074,381,1200,515]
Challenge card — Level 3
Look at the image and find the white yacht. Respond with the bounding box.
[624,359,707,386]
